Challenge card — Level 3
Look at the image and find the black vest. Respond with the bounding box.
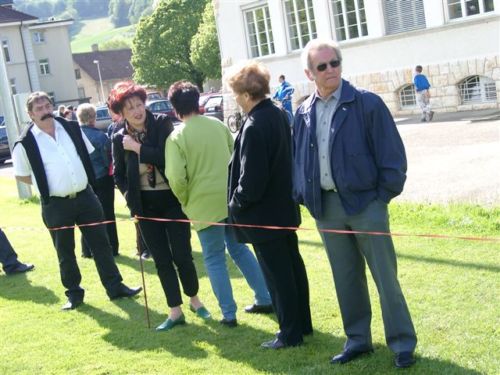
[14,117,96,204]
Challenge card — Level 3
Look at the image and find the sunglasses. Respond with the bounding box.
[316,59,341,72]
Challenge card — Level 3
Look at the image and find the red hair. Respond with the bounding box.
[107,81,147,114]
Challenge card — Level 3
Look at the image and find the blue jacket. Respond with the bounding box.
[273,81,294,114]
[292,79,407,218]
[413,73,430,92]
[81,125,111,180]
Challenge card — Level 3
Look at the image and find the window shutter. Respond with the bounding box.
[383,0,426,35]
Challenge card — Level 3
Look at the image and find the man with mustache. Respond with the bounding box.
[293,39,416,368]
[12,92,142,310]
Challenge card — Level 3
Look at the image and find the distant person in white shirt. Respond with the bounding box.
[12,91,142,310]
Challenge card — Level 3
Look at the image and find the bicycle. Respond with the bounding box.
[227,111,247,133]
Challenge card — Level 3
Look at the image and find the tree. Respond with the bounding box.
[132,0,208,90]
[128,0,154,24]
[109,0,132,27]
[101,38,131,51]
[191,1,221,80]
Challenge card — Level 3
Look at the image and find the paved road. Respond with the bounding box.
[396,119,499,205]
[1,117,499,205]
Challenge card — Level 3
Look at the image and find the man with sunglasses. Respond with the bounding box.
[292,39,417,368]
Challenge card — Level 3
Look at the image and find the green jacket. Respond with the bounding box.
[165,115,234,231]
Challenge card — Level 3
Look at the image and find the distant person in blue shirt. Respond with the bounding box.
[413,65,434,122]
[77,104,119,258]
[272,75,294,124]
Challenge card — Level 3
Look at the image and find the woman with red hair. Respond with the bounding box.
[109,81,210,331]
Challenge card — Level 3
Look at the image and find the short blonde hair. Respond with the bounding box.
[76,103,96,125]
[226,61,270,100]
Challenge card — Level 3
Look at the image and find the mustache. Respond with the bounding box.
[41,113,54,121]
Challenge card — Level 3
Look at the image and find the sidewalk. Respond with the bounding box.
[394,108,500,125]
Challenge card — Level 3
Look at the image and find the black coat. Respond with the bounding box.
[112,110,174,216]
[228,98,300,244]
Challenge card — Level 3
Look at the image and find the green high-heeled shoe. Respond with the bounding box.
[155,314,186,331]
[189,305,212,320]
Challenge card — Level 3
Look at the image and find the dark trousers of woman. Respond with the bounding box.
[138,189,199,307]
[253,231,312,346]
[81,175,119,256]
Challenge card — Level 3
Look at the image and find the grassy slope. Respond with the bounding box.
[0,176,498,374]
[71,17,134,53]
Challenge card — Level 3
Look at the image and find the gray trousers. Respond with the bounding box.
[315,191,417,354]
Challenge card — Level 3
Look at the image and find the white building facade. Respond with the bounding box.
[214,0,500,116]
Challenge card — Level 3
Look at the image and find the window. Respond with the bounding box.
[39,58,50,75]
[10,78,17,95]
[448,0,494,19]
[2,40,10,62]
[78,87,86,99]
[244,5,275,57]
[33,31,45,43]
[399,84,417,109]
[75,69,81,79]
[383,0,426,35]
[284,0,317,50]
[459,75,497,103]
[330,0,368,41]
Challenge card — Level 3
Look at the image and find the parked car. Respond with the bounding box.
[145,99,180,124]
[147,91,163,101]
[0,122,11,164]
[95,105,113,131]
[199,93,215,114]
[203,95,223,121]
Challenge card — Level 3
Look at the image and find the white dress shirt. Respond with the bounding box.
[12,120,94,197]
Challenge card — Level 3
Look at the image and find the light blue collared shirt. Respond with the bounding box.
[314,81,343,191]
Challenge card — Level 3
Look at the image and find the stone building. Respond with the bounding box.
[214,0,500,116]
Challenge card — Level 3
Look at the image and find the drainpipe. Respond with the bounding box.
[19,20,33,91]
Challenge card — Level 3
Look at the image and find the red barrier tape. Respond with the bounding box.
[3,216,498,243]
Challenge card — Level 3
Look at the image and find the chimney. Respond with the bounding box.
[91,44,99,52]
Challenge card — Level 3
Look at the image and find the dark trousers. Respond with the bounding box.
[82,175,119,256]
[0,228,21,272]
[41,186,123,301]
[253,232,312,346]
[138,189,199,307]
[316,191,417,353]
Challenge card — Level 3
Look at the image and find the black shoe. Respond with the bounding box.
[109,284,142,300]
[330,348,373,364]
[219,318,237,327]
[395,351,416,368]
[61,299,83,310]
[244,303,273,314]
[81,253,93,259]
[140,251,151,260]
[261,338,288,349]
[5,263,35,275]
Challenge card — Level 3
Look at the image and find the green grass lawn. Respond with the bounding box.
[71,17,134,53]
[0,176,498,374]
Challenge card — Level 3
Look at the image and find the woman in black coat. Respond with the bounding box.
[227,62,312,349]
[109,82,210,331]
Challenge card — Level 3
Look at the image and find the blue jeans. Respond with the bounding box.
[197,223,271,320]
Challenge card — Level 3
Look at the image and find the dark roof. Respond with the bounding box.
[0,6,37,24]
[73,49,134,81]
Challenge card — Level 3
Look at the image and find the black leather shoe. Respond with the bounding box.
[330,349,373,364]
[395,351,416,368]
[109,284,142,300]
[219,318,237,327]
[5,263,35,275]
[244,304,274,314]
[61,299,83,310]
[261,338,287,349]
